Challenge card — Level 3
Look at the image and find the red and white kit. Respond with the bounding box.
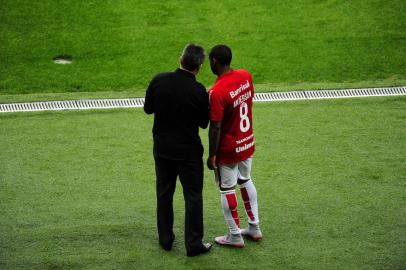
[209,69,255,165]
[209,69,259,236]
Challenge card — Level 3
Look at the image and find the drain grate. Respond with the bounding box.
[254,86,406,102]
[0,86,405,113]
[0,98,145,113]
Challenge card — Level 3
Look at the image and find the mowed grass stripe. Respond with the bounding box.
[1,0,405,95]
[1,97,405,269]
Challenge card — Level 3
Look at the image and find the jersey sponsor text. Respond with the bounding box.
[236,140,255,153]
[236,134,254,145]
[229,80,250,98]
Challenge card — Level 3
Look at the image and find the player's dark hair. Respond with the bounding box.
[180,43,205,71]
[209,44,232,66]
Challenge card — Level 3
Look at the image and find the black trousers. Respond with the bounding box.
[154,156,204,252]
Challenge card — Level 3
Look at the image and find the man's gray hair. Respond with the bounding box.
[180,43,205,72]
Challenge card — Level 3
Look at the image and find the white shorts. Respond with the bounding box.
[214,158,252,189]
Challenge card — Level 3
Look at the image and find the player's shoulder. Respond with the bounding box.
[208,79,225,98]
[208,82,221,101]
[234,69,252,78]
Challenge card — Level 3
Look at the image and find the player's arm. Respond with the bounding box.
[207,121,221,170]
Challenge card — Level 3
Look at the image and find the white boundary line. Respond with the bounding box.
[0,86,405,113]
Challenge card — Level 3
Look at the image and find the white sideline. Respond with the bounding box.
[0,86,405,113]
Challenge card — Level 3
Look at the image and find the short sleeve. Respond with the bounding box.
[209,88,224,122]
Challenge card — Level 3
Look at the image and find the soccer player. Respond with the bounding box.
[207,44,262,248]
[144,44,212,256]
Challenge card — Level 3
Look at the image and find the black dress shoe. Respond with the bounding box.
[160,242,173,251]
[186,243,212,257]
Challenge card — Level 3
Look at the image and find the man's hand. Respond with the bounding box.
[207,155,217,170]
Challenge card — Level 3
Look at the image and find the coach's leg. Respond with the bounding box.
[178,158,205,255]
[155,156,178,250]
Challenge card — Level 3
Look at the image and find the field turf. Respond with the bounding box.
[1,0,406,268]
[1,0,406,99]
[1,97,405,269]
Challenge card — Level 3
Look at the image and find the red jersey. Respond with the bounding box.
[209,69,255,164]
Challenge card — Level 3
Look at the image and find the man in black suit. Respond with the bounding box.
[144,43,212,257]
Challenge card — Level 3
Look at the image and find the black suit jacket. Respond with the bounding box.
[144,68,209,160]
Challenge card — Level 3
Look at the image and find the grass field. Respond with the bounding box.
[1,0,406,98]
[1,0,406,269]
[1,97,405,270]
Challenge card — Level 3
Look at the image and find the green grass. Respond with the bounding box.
[1,0,405,97]
[1,1,405,269]
[1,97,405,269]
[1,78,406,104]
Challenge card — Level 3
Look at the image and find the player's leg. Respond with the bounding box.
[154,156,178,250]
[214,163,244,248]
[178,158,211,256]
[238,157,262,241]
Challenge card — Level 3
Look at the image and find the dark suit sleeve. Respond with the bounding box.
[144,76,156,114]
[197,85,210,129]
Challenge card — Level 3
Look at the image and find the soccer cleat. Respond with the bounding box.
[214,233,245,248]
[241,224,262,241]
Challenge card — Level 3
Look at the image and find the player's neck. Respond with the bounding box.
[217,66,232,77]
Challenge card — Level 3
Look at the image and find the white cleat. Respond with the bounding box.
[241,224,262,241]
[214,233,245,248]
